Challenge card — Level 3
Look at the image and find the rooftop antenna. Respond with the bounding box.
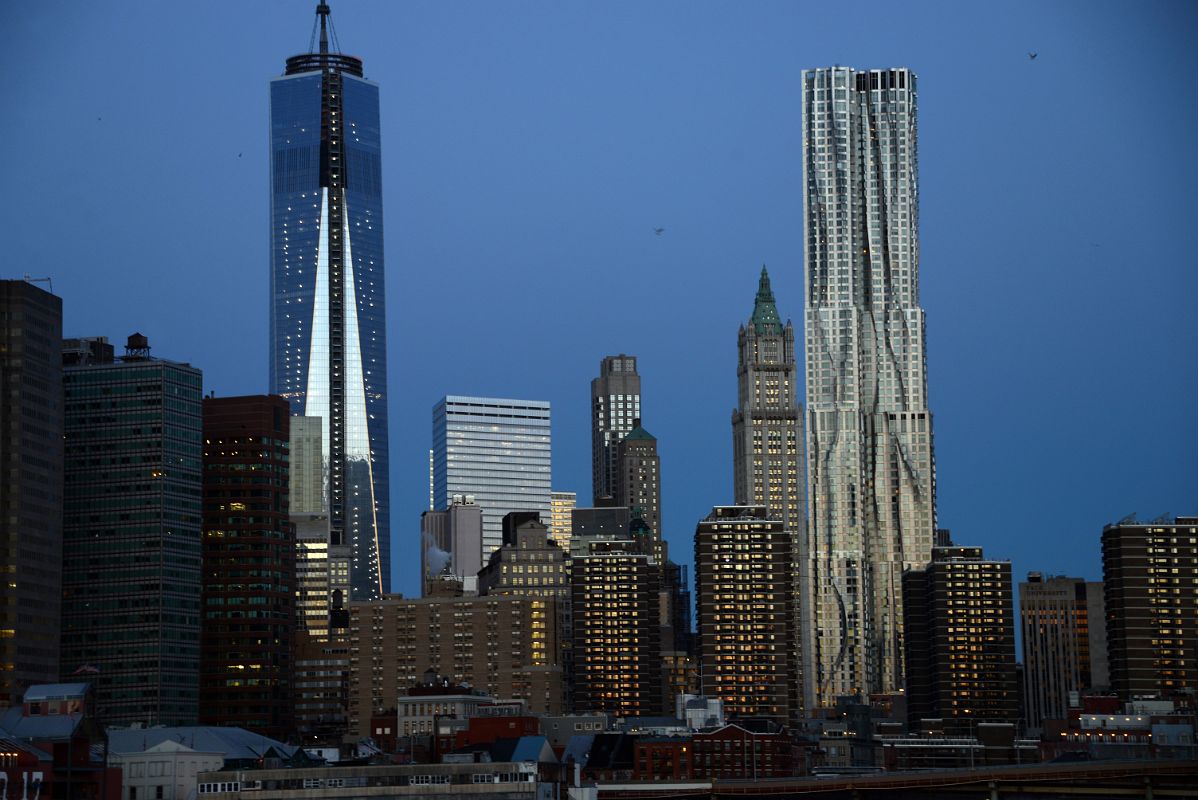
[22,274,53,293]
[1150,512,1172,524]
[1117,512,1137,525]
[307,3,341,56]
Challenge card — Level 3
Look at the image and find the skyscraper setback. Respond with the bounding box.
[802,67,936,705]
[591,355,641,503]
[269,2,391,599]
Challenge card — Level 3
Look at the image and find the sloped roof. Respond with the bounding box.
[22,684,90,701]
[750,266,783,334]
[623,423,656,442]
[561,734,594,767]
[108,727,296,761]
[0,707,80,741]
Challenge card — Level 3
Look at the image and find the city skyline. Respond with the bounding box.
[3,1,1195,599]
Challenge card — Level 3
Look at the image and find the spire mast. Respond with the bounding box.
[317,3,331,55]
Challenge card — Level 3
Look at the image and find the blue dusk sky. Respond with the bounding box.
[3,1,1195,599]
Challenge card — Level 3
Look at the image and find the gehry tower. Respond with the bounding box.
[269,3,391,599]
[801,67,937,706]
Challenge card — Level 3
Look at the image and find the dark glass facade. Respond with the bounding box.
[60,346,203,725]
[269,19,390,599]
[200,395,295,739]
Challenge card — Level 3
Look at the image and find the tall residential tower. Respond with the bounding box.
[591,355,640,503]
[802,67,936,705]
[269,2,390,599]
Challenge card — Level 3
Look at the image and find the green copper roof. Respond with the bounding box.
[751,265,783,334]
[624,422,656,442]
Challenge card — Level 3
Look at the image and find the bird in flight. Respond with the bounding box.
[654,227,665,236]
[1028,52,1038,60]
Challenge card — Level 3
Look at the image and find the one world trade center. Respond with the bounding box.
[269,3,390,599]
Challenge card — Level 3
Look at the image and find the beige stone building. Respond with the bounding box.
[348,595,562,736]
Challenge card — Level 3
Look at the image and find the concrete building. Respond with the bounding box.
[616,422,662,538]
[200,396,295,739]
[694,506,798,725]
[571,536,663,715]
[569,506,631,558]
[431,396,551,560]
[110,740,226,800]
[1020,574,1109,732]
[903,545,1017,729]
[0,280,63,707]
[591,355,641,504]
[196,761,555,800]
[421,495,484,596]
[1102,515,1198,700]
[60,334,203,725]
[478,515,571,707]
[347,594,563,737]
[802,66,937,706]
[549,490,577,552]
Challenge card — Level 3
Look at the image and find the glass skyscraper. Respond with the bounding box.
[270,4,390,599]
[60,335,203,726]
[802,67,936,706]
[432,396,552,559]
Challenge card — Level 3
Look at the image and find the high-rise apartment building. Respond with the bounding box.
[548,491,576,552]
[591,355,640,503]
[200,396,295,740]
[902,545,1017,728]
[60,335,203,725]
[431,396,551,559]
[616,422,662,537]
[347,594,564,736]
[571,536,663,715]
[802,66,936,705]
[1020,574,1109,732]
[269,2,391,600]
[694,507,798,725]
[1102,515,1198,700]
[0,281,63,707]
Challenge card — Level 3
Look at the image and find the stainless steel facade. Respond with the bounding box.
[431,396,551,559]
[802,67,936,705]
[269,6,390,600]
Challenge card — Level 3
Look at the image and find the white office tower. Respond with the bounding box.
[801,67,936,707]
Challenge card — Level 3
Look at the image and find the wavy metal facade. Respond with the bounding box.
[269,10,390,600]
[801,67,936,705]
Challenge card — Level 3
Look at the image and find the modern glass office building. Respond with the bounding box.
[60,336,203,726]
[801,67,936,706]
[269,4,390,599]
[432,396,552,559]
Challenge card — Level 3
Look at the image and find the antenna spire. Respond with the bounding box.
[317,3,331,55]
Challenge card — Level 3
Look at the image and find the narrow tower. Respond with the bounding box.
[802,67,937,705]
[591,355,641,503]
[270,2,391,599]
[731,267,804,532]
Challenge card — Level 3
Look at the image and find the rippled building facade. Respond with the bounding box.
[801,67,936,706]
[269,5,390,599]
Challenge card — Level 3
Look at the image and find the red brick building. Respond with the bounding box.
[632,737,691,780]
[691,724,795,779]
